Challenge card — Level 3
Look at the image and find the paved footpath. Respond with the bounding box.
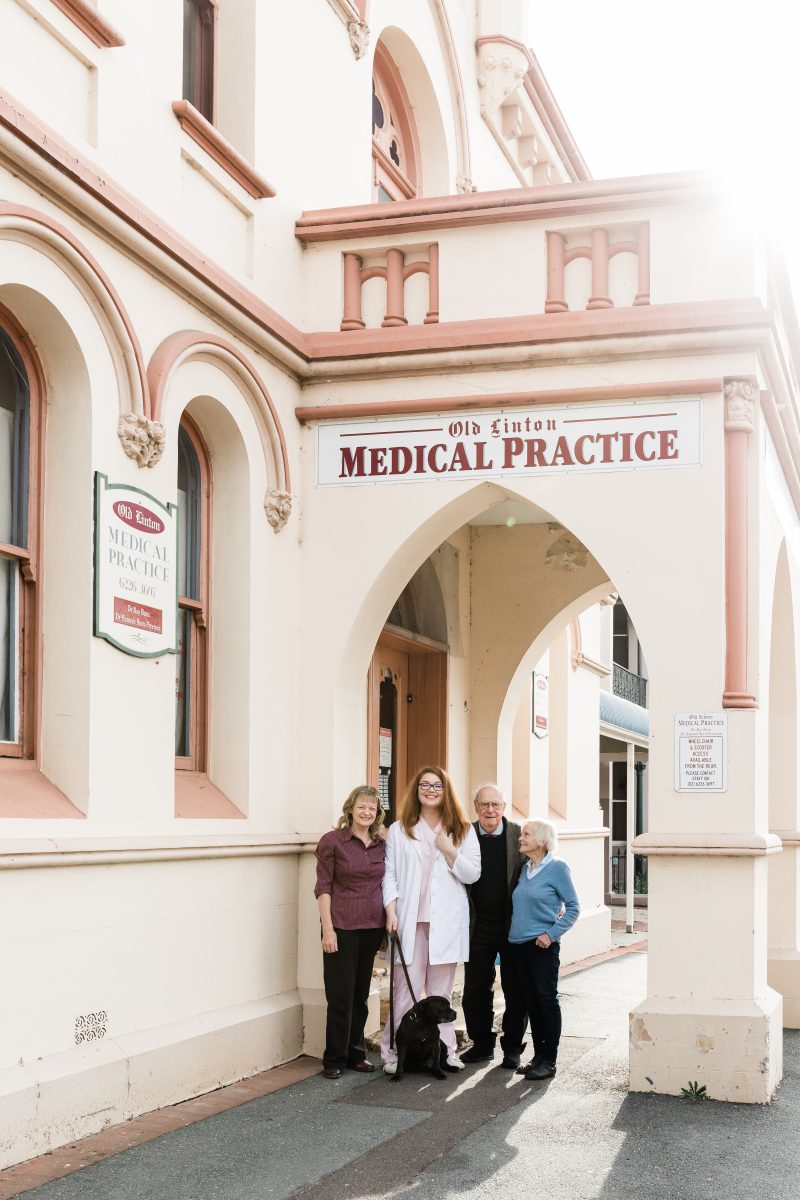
[8,951,800,1200]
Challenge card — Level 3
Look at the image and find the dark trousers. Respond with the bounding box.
[462,917,529,1054]
[322,926,384,1069]
[510,939,561,1064]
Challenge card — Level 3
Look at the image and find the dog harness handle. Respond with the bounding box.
[389,931,418,1050]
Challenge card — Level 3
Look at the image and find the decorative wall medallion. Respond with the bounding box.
[544,532,589,573]
[265,488,292,532]
[118,413,167,468]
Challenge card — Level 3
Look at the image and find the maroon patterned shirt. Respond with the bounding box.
[314,826,386,930]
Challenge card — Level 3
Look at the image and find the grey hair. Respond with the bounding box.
[524,818,557,854]
[472,781,505,805]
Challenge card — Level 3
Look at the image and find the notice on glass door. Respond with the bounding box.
[674,713,727,791]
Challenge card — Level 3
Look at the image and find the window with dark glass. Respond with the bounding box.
[175,422,208,769]
[0,327,31,753]
[182,0,215,122]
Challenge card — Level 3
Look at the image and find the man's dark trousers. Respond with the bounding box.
[462,918,528,1055]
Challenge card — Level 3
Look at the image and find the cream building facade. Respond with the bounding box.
[0,0,798,1168]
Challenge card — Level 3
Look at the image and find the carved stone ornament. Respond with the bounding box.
[117,413,167,468]
[347,19,369,58]
[723,377,757,433]
[544,532,589,573]
[477,49,527,116]
[264,488,292,532]
[456,174,477,195]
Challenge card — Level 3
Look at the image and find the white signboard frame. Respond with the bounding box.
[674,712,728,792]
[94,474,178,658]
[316,397,703,488]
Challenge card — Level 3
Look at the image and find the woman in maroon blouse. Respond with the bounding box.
[315,785,386,1079]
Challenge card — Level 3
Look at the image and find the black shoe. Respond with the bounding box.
[501,1041,527,1070]
[524,1060,556,1081]
[516,1055,540,1075]
[460,1045,494,1064]
[322,1066,342,1079]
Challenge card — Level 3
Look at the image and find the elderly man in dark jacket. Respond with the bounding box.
[460,784,528,1068]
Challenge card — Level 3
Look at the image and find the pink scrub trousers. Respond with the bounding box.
[381,921,458,1063]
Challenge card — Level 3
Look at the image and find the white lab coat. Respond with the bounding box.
[382,820,481,966]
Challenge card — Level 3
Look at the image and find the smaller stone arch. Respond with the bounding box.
[0,203,149,419]
[147,332,292,531]
[373,27,451,197]
[361,1,472,191]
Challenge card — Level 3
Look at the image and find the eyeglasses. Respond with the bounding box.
[419,781,444,792]
[477,802,503,810]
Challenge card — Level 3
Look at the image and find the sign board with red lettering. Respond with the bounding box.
[674,712,727,791]
[316,398,702,486]
[532,672,548,739]
[94,474,178,658]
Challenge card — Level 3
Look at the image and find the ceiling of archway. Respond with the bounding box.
[468,499,553,526]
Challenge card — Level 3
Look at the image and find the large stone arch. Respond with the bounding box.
[324,479,618,814]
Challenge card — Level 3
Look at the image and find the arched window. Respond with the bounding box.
[0,317,40,758]
[175,418,209,770]
[372,43,420,202]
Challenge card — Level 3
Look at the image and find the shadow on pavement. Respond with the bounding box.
[594,1030,800,1200]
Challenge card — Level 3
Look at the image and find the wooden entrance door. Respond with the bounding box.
[374,644,408,822]
[368,626,448,824]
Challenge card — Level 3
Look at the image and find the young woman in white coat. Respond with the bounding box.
[381,765,481,1074]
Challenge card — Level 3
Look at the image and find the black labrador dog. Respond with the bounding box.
[392,996,458,1082]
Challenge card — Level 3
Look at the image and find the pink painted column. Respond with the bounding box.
[723,377,758,709]
[424,243,439,324]
[545,231,568,312]
[634,223,650,305]
[587,227,612,309]
[341,253,365,331]
[382,248,408,327]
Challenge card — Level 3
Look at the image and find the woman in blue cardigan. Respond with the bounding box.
[508,818,580,1080]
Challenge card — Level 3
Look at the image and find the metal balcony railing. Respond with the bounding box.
[613,662,647,708]
[610,842,649,895]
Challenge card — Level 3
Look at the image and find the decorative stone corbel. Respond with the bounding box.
[264,489,292,532]
[347,18,369,59]
[477,48,527,117]
[117,413,166,468]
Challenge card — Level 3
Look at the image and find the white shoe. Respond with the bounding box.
[383,1061,397,1076]
[446,1053,466,1070]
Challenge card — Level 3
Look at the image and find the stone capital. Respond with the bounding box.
[723,377,757,434]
